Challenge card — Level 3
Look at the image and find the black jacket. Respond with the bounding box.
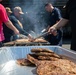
[3,15,29,42]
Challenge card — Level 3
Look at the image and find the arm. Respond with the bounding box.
[17,20,23,28]
[5,19,33,39]
[9,15,33,39]
[5,19,19,34]
[48,18,69,35]
[9,16,29,36]
[0,4,19,35]
[53,18,69,29]
[13,23,33,39]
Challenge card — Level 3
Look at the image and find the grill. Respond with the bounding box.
[0,46,76,75]
[3,39,50,46]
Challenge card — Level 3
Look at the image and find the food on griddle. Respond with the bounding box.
[4,38,49,46]
[31,48,53,53]
[36,59,76,75]
[16,58,34,66]
[34,38,47,43]
[16,38,47,43]
[16,39,30,43]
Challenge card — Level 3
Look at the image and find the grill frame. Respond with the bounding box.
[3,41,50,46]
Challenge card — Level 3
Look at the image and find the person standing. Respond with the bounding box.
[48,0,76,51]
[0,0,19,46]
[3,7,32,42]
[3,7,14,42]
[44,3,62,46]
[13,6,24,29]
[13,6,34,33]
[13,6,33,40]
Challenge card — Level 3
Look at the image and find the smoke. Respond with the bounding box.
[22,0,45,35]
[9,0,56,36]
[22,0,57,35]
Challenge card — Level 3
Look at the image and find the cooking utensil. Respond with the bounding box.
[34,32,49,39]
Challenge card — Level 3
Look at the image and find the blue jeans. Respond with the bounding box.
[58,38,62,46]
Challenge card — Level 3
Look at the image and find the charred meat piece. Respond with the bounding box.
[33,52,60,58]
[16,58,35,66]
[34,38,47,43]
[27,54,38,65]
[16,39,30,43]
[31,48,54,53]
[36,59,76,75]
[16,38,47,43]
[38,56,59,61]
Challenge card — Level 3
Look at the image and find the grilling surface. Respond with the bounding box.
[3,38,50,46]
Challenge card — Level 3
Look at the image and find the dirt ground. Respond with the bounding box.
[62,39,71,50]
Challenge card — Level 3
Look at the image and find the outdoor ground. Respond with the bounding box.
[62,39,71,50]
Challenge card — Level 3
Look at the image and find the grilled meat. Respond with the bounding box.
[16,38,47,43]
[34,38,47,43]
[36,59,76,75]
[16,58,34,66]
[34,52,60,58]
[31,48,53,53]
[27,54,38,65]
[17,48,76,75]
[38,56,59,61]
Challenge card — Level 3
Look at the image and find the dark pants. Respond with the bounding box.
[71,38,76,51]
[0,42,3,47]
[44,30,62,45]
[70,9,76,51]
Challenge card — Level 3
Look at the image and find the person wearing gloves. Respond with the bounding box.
[44,3,62,46]
[3,7,32,42]
[48,0,76,51]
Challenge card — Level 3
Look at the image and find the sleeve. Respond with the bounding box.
[9,16,18,24]
[54,8,62,21]
[0,4,9,23]
[15,24,29,36]
[9,16,29,36]
[63,2,69,20]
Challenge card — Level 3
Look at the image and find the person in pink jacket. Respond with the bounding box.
[0,0,19,47]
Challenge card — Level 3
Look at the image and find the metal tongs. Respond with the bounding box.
[34,32,49,39]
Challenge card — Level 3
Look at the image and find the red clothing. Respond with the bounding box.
[0,4,9,41]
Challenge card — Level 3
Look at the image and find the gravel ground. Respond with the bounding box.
[62,44,70,50]
[62,39,71,50]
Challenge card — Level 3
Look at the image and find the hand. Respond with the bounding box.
[28,34,34,42]
[48,26,57,36]
[14,29,20,35]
